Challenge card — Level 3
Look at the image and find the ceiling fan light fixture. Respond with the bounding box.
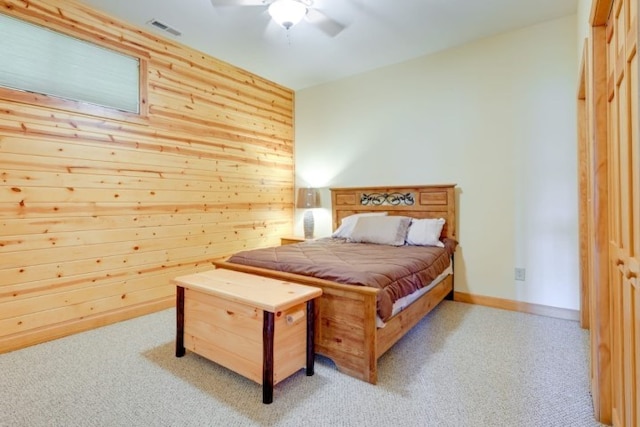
[268,0,307,30]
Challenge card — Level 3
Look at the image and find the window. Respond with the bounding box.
[0,13,142,116]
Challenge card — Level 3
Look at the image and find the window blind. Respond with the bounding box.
[0,13,140,114]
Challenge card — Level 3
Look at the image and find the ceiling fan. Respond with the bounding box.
[210,0,345,37]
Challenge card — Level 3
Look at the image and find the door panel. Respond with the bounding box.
[606,0,639,425]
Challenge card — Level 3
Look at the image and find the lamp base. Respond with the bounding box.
[303,210,315,239]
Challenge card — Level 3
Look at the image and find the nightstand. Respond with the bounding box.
[280,236,307,245]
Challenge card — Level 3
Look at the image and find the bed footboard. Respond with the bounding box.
[314,282,378,383]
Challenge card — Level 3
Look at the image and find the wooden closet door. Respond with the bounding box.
[606,0,639,425]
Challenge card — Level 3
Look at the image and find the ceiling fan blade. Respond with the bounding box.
[305,8,345,37]
[210,0,267,6]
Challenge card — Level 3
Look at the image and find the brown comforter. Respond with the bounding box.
[227,237,457,321]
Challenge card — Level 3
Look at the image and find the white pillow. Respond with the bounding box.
[405,218,446,247]
[331,212,387,239]
[349,215,412,246]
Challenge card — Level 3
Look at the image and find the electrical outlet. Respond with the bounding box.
[515,268,526,281]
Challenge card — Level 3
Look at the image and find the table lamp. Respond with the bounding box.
[296,188,321,239]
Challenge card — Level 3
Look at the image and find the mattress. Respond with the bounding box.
[226,237,456,322]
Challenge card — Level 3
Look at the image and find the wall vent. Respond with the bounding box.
[148,19,181,36]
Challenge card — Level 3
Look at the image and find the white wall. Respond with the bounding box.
[295,15,580,310]
[577,0,592,40]
[577,0,592,59]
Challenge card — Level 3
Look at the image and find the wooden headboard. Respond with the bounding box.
[330,184,457,240]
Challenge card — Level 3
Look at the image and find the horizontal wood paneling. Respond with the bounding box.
[0,0,294,352]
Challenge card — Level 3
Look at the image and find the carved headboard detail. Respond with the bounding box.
[360,192,415,206]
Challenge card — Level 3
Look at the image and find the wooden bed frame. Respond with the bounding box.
[213,184,457,384]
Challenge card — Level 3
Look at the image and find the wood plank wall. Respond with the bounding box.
[0,0,294,352]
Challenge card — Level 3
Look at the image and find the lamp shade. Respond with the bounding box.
[268,0,307,30]
[296,188,321,209]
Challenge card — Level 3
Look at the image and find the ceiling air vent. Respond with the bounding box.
[148,19,182,36]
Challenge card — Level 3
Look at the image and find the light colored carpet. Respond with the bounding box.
[0,301,604,427]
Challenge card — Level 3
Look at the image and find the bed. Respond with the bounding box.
[213,184,457,384]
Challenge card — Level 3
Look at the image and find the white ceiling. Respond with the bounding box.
[78,0,579,90]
